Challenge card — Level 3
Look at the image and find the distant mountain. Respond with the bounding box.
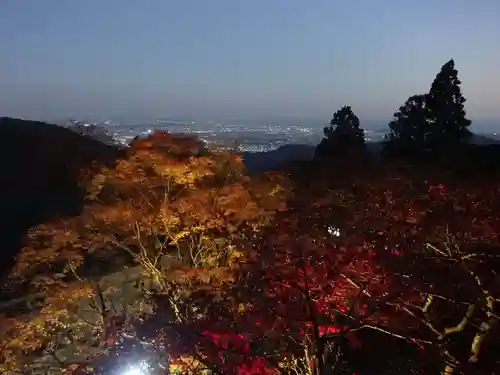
[243,144,315,173]
[242,141,387,173]
[470,133,500,145]
[242,133,500,173]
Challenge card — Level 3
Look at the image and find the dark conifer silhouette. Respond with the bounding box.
[385,94,429,154]
[384,59,472,156]
[426,59,471,148]
[315,105,365,158]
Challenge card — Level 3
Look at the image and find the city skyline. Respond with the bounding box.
[1,1,500,128]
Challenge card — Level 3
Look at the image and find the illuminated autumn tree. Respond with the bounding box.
[170,165,425,375]
[241,220,385,375]
[0,131,289,375]
[229,193,433,375]
[145,169,292,375]
[150,156,498,375]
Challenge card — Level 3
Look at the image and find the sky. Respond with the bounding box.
[1,0,500,129]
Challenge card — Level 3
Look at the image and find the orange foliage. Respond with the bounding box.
[0,131,289,374]
[129,131,206,156]
[154,177,397,374]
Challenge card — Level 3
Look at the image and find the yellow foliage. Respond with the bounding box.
[171,230,190,244]
[2,131,289,372]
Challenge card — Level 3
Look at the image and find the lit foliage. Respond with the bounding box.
[3,130,499,375]
[301,165,500,374]
[192,161,499,375]
[0,131,289,374]
[160,174,400,375]
[228,198,401,374]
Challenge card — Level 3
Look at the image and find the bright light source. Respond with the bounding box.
[327,225,341,237]
[119,361,150,375]
[121,368,145,375]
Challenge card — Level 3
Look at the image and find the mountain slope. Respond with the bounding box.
[0,117,123,277]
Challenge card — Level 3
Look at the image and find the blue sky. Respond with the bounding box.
[1,0,499,129]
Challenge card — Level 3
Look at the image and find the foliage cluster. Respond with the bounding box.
[1,60,499,375]
[0,131,289,374]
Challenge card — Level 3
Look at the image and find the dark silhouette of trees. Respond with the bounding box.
[315,106,365,158]
[426,59,472,148]
[385,94,429,155]
[384,59,472,157]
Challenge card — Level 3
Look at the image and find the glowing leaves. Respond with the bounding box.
[167,267,235,286]
[86,172,107,200]
[2,130,292,373]
[169,355,206,374]
[131,131,206,157]
[43,281,95,308]
[172,189,219,228]
[216,184,262,223]
[167,230,189,245]
[147,155,213,186]
[248,172,291,215]
[228,172,411,373]
[89,200,139,228]
[10,224,85,280]
[112,158,148,185]
[158,204,181,227]
[2,318,45,354]
[3,281,95,340]
[192,330,280,375]
[130,136,216,187]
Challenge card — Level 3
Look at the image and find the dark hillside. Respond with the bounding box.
[0,117,123,277]
[243,144,315,173]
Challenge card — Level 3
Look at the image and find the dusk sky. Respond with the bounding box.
[1,0,499,128]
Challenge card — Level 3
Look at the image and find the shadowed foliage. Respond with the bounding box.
[0,117,124,278]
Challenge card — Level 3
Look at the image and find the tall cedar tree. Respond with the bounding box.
[315,106,365,158]
[426,59,471,147]
[385,94,429,154]
[385,59,471,156]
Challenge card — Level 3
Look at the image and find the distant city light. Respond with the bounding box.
[63,118,499,154]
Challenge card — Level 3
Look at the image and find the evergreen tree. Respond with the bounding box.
[315,105,365,158]
[384,94,429,154]
[426,59,471,147]
[384,59,471,157]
